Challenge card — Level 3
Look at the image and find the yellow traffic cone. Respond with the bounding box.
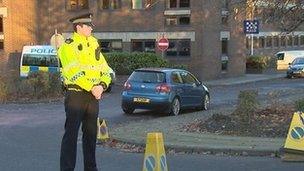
[142,132,168,171]
[282,112,304,161]
[97,117,109,142]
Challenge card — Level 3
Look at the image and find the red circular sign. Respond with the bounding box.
[157,38,169,51]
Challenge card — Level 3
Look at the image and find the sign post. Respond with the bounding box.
[244,20,259,55]
[157,36,169,58]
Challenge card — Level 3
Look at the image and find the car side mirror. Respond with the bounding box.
[288,63,291,65]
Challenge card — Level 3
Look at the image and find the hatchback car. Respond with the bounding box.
[121,68,210,116]
[286,57,304,78]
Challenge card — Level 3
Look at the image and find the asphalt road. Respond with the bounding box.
[0,77,304,170]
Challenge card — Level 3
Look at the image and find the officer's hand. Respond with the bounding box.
[91,85,104,100]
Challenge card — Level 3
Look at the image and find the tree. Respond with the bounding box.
[230,0,304,32]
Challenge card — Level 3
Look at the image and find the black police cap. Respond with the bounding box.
[69,13,95,27]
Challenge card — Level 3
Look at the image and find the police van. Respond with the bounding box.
[20,45,59,77]
[20,45,116,92]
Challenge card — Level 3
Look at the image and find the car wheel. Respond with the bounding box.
[286,75,292,79]
[122,107,134,114]
[202,94,210,110]
[169,97,180,116]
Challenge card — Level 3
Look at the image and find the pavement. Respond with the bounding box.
[111,72,287,156]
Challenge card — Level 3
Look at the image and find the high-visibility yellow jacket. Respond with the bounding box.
[58,32,111,92]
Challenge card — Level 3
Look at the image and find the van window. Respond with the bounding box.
[22,54,59,67]
[277,53,284,60]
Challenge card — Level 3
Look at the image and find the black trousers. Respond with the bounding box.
[60,90,99,171]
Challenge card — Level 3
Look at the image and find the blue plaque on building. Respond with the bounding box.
[244,20,259,34]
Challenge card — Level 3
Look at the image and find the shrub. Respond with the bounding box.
[295,98,304,112]
[104,52,186,75]
[232,90,259,129]
[48,72,63,97]
[26,71,51,99]
[246,55,271,69]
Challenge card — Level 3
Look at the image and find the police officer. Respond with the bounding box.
[58,13,111,171]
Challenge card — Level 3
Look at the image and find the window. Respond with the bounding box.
[180,71,197,85]
[99,0,121,9]
[259,37,265,48]
[166,16,190,26]
[0,17,3,33]
[294,36,299,46]
[253,37,258,49]
[22,54,58,67]
[131,39,155,53]
[98,40,122,52]
[166,39,190,58]
[287,36,293,46]
[179,16,190,25]
[273,36,279,47]
[280,36,286,47]
[266,36,272,48]
[221,16,228,25]
[167,0,190,8]
[221,38,228,55]
[171,72,183,84]
[0,40,3,50]
[246,37,250,50]
[131,0,153,9]
[300,35,304,45]
[66,0,89,10]
[166,17,178,25]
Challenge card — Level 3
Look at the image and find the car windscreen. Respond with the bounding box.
[292,58,304,65]
[128,71,165,83]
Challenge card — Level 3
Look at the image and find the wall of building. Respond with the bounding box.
[0,0,38,73]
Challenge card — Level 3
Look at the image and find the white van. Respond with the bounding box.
[276,50,304,70]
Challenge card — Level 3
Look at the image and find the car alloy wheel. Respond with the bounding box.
[170,97,180,116]
[203,94,210,110]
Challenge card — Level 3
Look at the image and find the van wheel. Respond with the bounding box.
[169,97,180,116]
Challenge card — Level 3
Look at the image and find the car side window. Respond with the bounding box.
[171,72,183,84]
[180,71,197,85]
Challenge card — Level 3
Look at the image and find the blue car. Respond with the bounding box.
[121,68,210,116]
[286,57,304,78]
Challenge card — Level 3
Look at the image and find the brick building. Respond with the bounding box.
[1,0,304,80]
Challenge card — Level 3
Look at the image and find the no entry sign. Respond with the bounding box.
[157,37,169,51]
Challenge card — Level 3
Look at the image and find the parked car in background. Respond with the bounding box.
[121,68,210,116]
[286,57,304,78]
